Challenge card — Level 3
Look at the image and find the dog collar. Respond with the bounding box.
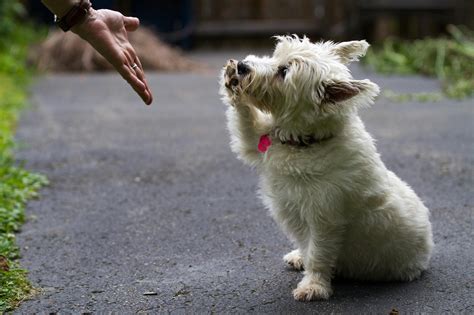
[258,133,334,153]
[281,134,334,147]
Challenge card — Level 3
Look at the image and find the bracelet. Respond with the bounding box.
[54,0,92,32]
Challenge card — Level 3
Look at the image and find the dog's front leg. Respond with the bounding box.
[293,224,344,301]
[226,104,270,167]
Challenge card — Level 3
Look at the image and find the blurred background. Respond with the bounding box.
[25,0,474,49]
[6,0,473,99]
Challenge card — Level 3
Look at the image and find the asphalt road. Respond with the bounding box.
[15,52,473,313]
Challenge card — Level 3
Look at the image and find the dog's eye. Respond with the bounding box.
[277,65,289,78]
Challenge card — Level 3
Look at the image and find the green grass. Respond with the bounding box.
[364,25,474,101]
[0,1,48,311]
[0,75,48,312]
[380,90,444,103]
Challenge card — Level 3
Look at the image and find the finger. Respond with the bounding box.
[128,52,153,105]
[135,61,153,105]
[117,63,151,104]
[123,16,140,32]
[121,46,153,105]
[131,57,146,85]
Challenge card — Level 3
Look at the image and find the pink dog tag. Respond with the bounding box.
[258,134,272,153]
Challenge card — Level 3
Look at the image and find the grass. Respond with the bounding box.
[364,25,474,101]
[0,75,48,312]
[0,1,48,311]
[381,90,444,103]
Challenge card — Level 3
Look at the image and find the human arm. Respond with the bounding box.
[41,0,153,105]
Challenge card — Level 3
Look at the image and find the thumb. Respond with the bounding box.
[124,16,140,32]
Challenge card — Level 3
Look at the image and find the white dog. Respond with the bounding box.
[220,36,434,301]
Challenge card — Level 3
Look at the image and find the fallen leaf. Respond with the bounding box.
[0,255,10,271]
[91,289,104,294]
[174,288,190,297]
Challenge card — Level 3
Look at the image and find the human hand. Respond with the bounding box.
[72,9,153,105]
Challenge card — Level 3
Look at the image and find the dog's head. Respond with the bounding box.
[221,35,380,127]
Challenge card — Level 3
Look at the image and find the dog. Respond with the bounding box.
[219,35,434,301]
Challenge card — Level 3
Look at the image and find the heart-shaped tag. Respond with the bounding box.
[258,134,272,153]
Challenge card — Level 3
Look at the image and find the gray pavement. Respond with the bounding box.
[15,52,473,313]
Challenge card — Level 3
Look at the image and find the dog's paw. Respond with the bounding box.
[293,276,333,301]
[283,249,304,271]
[223,59,240,92]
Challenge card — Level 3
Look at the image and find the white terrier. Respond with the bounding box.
[220,36,434,301]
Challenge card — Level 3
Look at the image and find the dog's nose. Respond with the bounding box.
[237,61,250,75]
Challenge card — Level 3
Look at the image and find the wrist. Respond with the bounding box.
[70,8,97,37]
[42,0,80,18]
[52,0,92,32]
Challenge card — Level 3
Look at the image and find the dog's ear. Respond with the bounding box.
[324,81,361,103]
[332,40,369,64]
[323,79,380,104]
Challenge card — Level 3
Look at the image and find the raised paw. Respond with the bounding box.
[223,59,240,91]
[292,274,333,301]
[283,249,304,271]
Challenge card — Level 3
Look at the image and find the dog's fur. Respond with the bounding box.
[219,36,434,301]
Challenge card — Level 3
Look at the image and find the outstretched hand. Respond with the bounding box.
[72,9,153,105]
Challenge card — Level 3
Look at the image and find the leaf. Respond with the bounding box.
[0,255,9,271]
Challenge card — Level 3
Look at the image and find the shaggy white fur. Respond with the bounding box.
[219,36,434,301]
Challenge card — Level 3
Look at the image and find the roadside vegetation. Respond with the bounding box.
[0,2,47,311]
[364,25,474,101]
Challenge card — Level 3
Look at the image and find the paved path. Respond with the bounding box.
[16,52,473,313]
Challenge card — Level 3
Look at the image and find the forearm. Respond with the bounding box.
[229,106,260,145]
[41,0,82,17]
[226,105,270,166]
